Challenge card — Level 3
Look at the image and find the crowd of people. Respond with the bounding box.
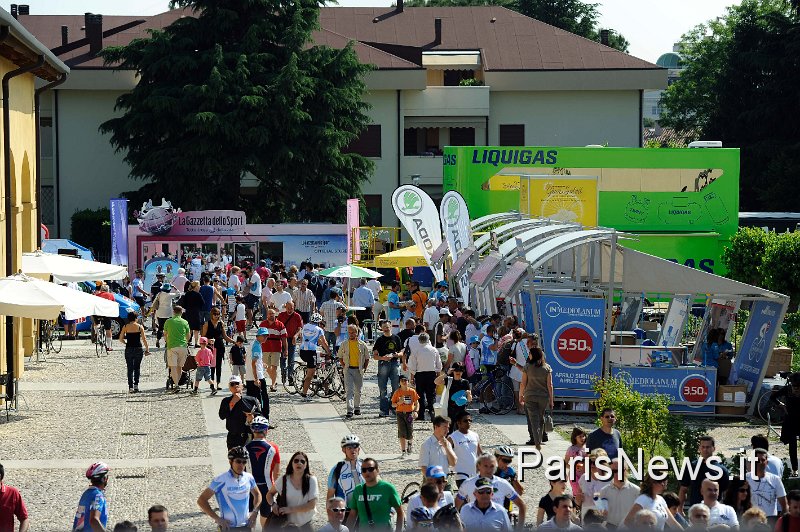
[5,262,800,531]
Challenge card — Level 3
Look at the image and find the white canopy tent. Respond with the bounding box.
[0,273,119,320]
[22,251,128,284]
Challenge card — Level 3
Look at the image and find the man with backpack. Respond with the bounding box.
[326,434,365,507]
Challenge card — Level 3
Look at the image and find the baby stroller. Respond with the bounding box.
[166,354,196,390]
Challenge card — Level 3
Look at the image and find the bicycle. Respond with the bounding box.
[312,356,345,399]
[93,322,110,357]
[757,371,790,436]
[39,319,62,355]
[472,366,515,415]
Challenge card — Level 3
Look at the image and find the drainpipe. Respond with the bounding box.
[4,51,45,403]
[35,73,67,248]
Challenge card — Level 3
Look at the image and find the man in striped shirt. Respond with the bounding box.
[292,278,317,323]
[320,289,346,350]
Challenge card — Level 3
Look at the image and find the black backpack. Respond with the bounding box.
[497,341,515,366]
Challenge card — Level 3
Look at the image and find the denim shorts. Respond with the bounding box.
[195,366,213,382]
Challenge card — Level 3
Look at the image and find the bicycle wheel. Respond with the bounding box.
[95,337,103,357]
[315,370,337,398]
[758,390,786,424]
[289,364,308,395]
[401,481,420,504]
[49,324,62,354]
[282,362,299,394]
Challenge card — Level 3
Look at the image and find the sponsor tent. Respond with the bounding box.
[373,246,429,268]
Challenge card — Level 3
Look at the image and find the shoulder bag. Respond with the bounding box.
[544,409,554,433]
[362,483,375,528]
[266,475,289,529]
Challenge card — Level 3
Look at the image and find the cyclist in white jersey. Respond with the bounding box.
[455,453,527,523]
[198,446,261,530]
[326,434,365,506]
[298,313,332,400]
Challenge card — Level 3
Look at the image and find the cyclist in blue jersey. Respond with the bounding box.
[73,462,110,532]
[299,313,332,400]
[386,281,402,334]
[494,446,524,512]
[246,416,280,528]
[326,434,365,507]
[198,446,261,530]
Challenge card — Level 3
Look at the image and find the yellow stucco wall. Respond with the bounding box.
[0,55,39,383]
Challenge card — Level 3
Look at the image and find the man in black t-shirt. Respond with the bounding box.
[373,320,404,418]
[435,362,471,432]
[678,435,730,509]
[587,407,624,459]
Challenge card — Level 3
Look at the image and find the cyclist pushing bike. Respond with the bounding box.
[298,313,332,401]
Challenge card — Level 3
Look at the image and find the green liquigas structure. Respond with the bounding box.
[442,146,740,275]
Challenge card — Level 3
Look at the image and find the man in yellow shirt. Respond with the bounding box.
[338,324,371,419]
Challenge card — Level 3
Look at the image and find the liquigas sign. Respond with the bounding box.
[392,185,445,281]
[443,146,740,274]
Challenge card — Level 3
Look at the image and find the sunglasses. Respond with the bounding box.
[330,508,347,513]
[361,467,377,473]
[293,458,307,465]
[233,459,248,465]
[476,489,493,494]
[603,415,616,419]
[499,457,512,463]
[435,479,446,484]
[344,445,360,450]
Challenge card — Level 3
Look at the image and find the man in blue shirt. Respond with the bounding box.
[459,477,511,531]
[73,462,110,531]
[199,276,216,327]
[386,281,402,334]
[198,446,261,530]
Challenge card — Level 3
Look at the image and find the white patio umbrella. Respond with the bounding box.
[318,265,381,307]
[22,250,128,283]
[0,273,119,320]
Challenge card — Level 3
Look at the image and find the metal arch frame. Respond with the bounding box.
[470,211,527,233]
[474,219,550,255]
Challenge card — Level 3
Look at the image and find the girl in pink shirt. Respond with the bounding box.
[565,426,588,500]
[192,337,217,395]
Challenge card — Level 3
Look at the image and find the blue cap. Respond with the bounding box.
[160,283,172,292]
[226,287,236,295]
[256,327,269,336]
[469,335,480,344]
[425,465,446,479]
[451,390,469,407]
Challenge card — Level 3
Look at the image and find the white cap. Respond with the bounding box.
[229,375,242,384]
[439,308,452,316]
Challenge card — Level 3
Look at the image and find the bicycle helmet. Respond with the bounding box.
[251,416,270,432]
[227,446,249,460]
[432,504,461,527]
[495,445,515,458]
[160,283,172,292]
[411,507,434,523]
[85,462,110,479]
[310,313,324,324]
[341,434,361,447]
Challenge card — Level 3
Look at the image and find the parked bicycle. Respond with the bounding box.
[473,366,515,415]
[93,322,110,357]
[37,319,62,355]
[758,370,791,425]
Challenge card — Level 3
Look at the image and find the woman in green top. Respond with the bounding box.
[345,458,404,532]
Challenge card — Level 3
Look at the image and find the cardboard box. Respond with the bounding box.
[717,384,747,415]
[640,321,659,331]
[765,347,793,377]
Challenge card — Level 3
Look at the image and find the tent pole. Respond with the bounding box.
[603,233,618,377]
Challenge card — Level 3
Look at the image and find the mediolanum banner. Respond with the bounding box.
[440,191,473,306]
[392,185,444,282]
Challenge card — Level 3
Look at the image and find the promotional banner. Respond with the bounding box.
[442,146,740,274]
[520,291,535,334]
[109,198,129,266]
[658,295,691,347]
[440,191,473,306]
[538,294,606,398]
[346,198,360,263]
[392,185,444,281]
[135,199,246,236]
[611,366,716,414]
[520,176,598,226]
[143,258,179,293]
[732,300,784,395]
[692,300,737,362]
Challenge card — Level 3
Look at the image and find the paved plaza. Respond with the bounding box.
[0,337,565,530]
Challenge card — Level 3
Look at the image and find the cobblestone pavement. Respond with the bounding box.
[2,335,566,530]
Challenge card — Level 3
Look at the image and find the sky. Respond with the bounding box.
[6,0,743,62]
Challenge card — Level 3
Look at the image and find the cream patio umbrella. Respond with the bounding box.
[22,250,128,283]
[0,273,119,320]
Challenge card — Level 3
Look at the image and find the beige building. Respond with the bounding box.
[0,4,68,405]
[17,4,665,233]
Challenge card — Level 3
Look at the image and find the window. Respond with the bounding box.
[345,125,381,157]
[443,69,475,86]
[449,127,475,146]
[404,127,442,156]
[363,195,383,227]
[499,124,525,146]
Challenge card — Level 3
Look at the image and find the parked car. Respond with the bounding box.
[58,282,141,338]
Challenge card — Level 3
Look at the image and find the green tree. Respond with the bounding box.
[722,227,776,286]
[404,0,630,52]
[660,0,800,211]
[100,0,373,223]
[761,231,800,310]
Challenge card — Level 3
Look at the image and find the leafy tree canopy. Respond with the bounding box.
[660,0,800,211]
[404,0,629,52]
[100,0,374,223]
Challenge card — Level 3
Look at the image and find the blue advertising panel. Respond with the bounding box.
[538,294,605,398]
[732,301,784,396]
[143,258,180,293]
[110,198,129,266]
[520,291,535,334]
[610,365,717,414]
